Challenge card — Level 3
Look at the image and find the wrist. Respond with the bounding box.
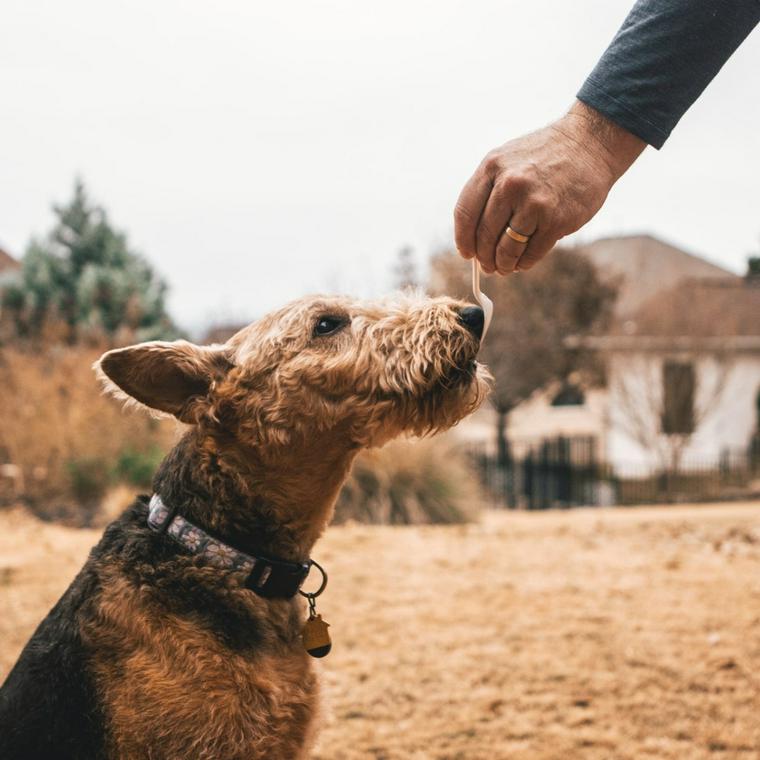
[562,100,646,181]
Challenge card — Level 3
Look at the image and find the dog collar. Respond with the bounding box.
[147,494,326,600]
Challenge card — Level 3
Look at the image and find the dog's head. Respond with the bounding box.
[97,292,490,449]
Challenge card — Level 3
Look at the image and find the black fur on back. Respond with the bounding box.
[0,493,271,759]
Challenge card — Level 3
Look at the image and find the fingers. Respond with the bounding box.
[494,210,538,275]
[473,191,512,274]
[515,229,559,271]
[454,174,492,260]
[455,111,625,275]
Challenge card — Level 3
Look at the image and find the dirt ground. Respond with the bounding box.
[1,502,759,759]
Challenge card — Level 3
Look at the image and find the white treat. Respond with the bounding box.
[471,259,493,342]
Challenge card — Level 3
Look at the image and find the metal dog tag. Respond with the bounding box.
[302,613,331,658]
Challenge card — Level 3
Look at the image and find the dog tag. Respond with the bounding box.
[302,613,331,658]
[471,260,493,342]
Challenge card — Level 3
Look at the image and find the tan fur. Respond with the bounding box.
[93,291,491,757]
[85,572,318,760]
[95,340,232,422]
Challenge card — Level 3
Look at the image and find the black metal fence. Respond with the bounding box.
[473,436,760,509]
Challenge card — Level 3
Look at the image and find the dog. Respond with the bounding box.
[0,292,489,759]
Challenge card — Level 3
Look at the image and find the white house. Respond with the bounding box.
[505,381,607,460]
[454,236,760,479]
[586,336,760,472]
[586,274,760,474]
[453,380,608,462]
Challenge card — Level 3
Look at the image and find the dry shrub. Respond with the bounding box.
[334,436,482,525]
[0,344,178,522]
[0,345,481,526]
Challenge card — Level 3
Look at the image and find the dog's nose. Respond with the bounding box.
[458,306,484,339]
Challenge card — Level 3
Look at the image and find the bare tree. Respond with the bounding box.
[431,246,617,465]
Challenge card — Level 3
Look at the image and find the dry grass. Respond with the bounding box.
[1,502,759,759]
[0,345,177,517]
[334,437,482,525]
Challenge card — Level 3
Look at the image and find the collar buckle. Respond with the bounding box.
[245,557,312,599]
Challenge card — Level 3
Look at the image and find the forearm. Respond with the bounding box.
[577,0,760,148]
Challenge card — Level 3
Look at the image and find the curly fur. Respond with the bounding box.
[0,292,490,760]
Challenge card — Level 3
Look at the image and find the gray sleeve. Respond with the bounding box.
[577,0,760,149]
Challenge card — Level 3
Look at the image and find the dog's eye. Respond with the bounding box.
[314,316,346,336]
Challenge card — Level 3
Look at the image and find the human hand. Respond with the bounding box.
[454,100,646,274]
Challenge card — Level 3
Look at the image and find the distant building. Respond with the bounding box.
[585,273,760,472]
[455,235,760,474]
[507,381,608,461]
[0,245,21,325]
[0,244,21,285]
[580,233,735,316]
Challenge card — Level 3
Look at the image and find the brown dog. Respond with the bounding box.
[0,293,488,760]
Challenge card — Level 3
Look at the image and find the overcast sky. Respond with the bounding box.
[2,0,758,334]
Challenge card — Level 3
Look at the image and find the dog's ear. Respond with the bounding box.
[95,340,234,422]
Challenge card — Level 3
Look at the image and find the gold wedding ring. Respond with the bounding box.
[505,226,531,244]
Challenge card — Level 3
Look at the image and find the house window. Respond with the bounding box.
[551,383,585,407]
[661,361,695,435]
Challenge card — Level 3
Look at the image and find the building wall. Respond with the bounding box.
[453,351,760,472]
[451,387,607,459]
[508,386,607,459]
[451,404,499,456]
[605,351,760,472]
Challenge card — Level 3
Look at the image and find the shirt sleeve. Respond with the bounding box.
[576,0,760,149]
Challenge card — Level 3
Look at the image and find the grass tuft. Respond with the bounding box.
[334,437,482,525]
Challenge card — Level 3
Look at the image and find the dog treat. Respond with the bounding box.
[472,259,493,342]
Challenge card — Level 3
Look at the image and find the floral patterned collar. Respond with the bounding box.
[147,493,317,599]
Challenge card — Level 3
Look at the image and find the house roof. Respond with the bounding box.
[616,276,760,338]
[572,275,760,351]
[579,234,736,317]
[0,245,20,274]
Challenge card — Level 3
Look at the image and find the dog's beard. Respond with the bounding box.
[438,358,479,390]
[401,363,490,436]
[347,360,489,447]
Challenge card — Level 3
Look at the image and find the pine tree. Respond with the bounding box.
[2,180,178,342]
